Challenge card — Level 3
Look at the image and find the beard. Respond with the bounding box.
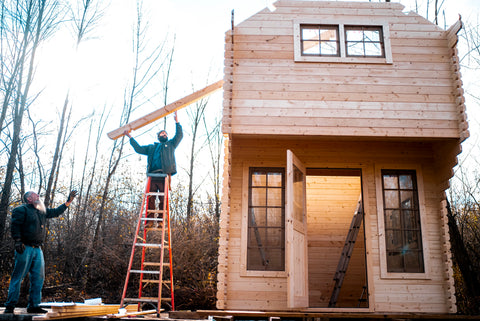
[33,200,46,214]
[158,136,168,143]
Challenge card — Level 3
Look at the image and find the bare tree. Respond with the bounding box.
[44,0,103,207]
[0,0,63,242]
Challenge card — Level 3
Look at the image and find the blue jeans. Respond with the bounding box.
[5,246,45,308]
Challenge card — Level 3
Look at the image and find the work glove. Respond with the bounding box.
[67,190,78,203]
[15,241,25,254]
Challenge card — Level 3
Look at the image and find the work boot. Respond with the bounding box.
[3,306,14,314]
[27,307,48,314]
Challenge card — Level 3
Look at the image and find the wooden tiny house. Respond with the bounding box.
[217,0,467,315]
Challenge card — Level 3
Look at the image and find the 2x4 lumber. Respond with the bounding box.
[107,80,224,140]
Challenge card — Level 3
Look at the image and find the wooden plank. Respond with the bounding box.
[107,80,223,140]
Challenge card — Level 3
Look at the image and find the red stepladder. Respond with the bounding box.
[120,173,175,315]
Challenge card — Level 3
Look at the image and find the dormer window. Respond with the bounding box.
[294,21,392,64]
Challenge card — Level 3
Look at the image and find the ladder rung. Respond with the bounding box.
[146,210,164,214]
[141,279,172,284]
[134,243,163,248]
[124,297,172,303]
[130,270,160,274]
[145,192,165,196]
[141,217,164,222]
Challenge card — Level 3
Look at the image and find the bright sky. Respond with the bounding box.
[31,0,480,194]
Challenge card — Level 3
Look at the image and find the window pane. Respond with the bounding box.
[293,165,304,223]
[247,249,263,269]
[320,42,338,55]
[303,41,320,55]
[364,42,382,56]
[400,191,413,209]
[387,252,403,272]
[404,251,424,273]
[252,172,266,186]
[386,230,403,251]
[267,188,282,207]
[250,208,266,226]
[346,42,364,56]
[267,208,283,227]
[385,210,400,229]
[399,175,413,189]
[364,30,380,42]
[266,228,283,247]
[267,249,285,270]
[384,190,399,208]
[320,28,337,41]
[251,188,266,206]
[405,230,421,250]
[268,172,282,187]
[403,210,418,230]
[383,175,398,189]
[248,227,265,247]
[302,28,319,40]
[346,29,363,41]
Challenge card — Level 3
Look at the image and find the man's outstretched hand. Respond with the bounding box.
[66,190,77,206]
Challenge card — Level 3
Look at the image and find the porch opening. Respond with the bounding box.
[306,168,368,308]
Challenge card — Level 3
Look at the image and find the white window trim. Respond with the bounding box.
[294,19,393,64]
[374,164,431,280]
[240,164,287,278]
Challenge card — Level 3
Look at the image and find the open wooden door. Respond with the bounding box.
[286,150,308,308]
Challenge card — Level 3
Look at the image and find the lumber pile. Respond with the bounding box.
[32,303,138,320]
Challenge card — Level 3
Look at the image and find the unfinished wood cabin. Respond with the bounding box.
[217,0,468,315]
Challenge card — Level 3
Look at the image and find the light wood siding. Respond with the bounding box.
[221,0,466,139]
[218,136,455,313]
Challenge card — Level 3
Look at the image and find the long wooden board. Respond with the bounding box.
[107,80,224,140]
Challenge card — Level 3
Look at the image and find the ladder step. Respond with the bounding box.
[143,262,170,267]
[134,243,163,248]
[145,192,165,196]
[123,297,171,303]
[141,279,172,284]
[141,217,164,222]
[146,210,165,214]
[130,270,160,274]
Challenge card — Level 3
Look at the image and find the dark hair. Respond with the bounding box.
[23,191,33,203]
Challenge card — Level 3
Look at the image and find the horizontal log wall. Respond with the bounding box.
[218,136,456,313]
[222,1,464,139]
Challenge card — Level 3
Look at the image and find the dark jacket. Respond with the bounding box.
[11,203,68,246]
[129,122,183,175]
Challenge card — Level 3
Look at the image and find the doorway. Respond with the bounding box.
[306,168,367,308]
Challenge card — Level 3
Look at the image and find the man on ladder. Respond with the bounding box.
[124,111,183,204]
[121,111,182,313]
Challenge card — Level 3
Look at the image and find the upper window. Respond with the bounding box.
[300,25,339,57]
[247,168,285,271]
[345,26,384,57]
[294,21,392,63]
[381,170,425,273]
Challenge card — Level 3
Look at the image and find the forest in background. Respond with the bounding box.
[0,0,479,314]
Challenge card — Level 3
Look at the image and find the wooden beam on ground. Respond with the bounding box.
[107,80,224,140]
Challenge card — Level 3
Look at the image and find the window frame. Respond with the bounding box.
[375,164,430,280]
[344,25,385,58]
[294,19,392,64]
[240,165,287,277]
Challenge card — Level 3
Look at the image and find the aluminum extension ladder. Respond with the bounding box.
[120,173,175,314]
[328,196,364,307]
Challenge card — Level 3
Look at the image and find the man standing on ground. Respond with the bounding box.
[4,190,77,314]
[124,111,183,210]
